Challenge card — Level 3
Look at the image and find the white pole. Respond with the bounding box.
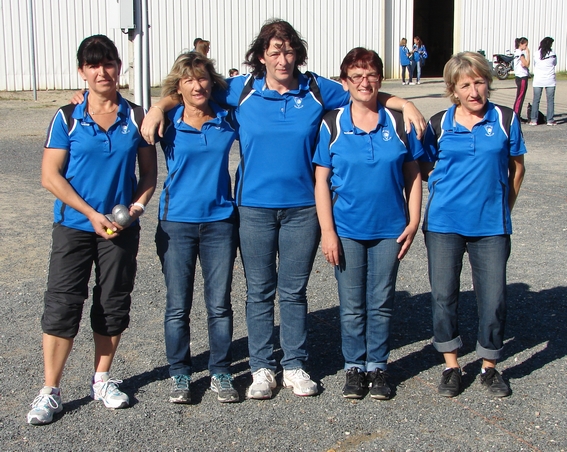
[133,0,142,105]
[28,0,37,100]
[141,0,150,109]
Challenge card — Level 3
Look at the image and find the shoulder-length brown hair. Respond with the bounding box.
[244,19,308,77]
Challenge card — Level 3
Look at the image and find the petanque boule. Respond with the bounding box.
[112,204,131,226]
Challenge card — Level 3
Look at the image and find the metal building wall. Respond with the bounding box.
[0,0,130,91]
[147,0,395,84]
[3,0,564,92]
[454,0,566,72]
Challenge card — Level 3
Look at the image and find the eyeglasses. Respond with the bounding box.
[347,74,381,84]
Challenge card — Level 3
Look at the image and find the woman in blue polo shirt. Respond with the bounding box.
[420,51,526,399]
[141,19,426,401]
[314,47,423,400]
[27,35,157,425]
[154,52,239,405]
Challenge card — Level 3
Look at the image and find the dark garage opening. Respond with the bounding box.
[413,0,454,77]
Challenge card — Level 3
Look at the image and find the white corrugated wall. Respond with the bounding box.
[455,0,566,67]
[1,0,565,91]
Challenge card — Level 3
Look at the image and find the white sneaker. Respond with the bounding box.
[91,375,129,409]
[417,81,421,84]
[27,387,63,425]
[283,369,318,396]
[409,82,415,85]
[247,368,277,399]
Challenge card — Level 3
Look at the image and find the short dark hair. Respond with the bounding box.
[340,47,384,81]
[77,35,121,69]
[244,19,308,77]
[193,37,202,47]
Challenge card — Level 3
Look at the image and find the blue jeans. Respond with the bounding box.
[424,232,511,361]
[531,86,555,123]
[410,60,421,82]
[336,238,401,372]
[238,206,320,371]
[156,218,237,376]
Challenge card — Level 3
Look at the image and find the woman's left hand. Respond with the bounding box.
[402,102,427,139]
[396,224,419,260]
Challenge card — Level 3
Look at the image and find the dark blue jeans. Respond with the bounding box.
[425,232,511,360]
[238,206,320,371]
[156,218,237,376]
[335,237,401,372]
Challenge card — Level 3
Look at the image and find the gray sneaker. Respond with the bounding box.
[91,375,129,409]
[169,374,191,404]
[210,374,239,403]
[27,387,63,425]
[246,368,277,399]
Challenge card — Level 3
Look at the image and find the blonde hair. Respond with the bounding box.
[400,38,407,46]
[443,51,493,105]
[161,52,227,103]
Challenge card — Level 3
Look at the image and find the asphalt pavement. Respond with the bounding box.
[0,77,566,451]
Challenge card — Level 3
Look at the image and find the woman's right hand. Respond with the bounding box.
[70,90,86,105]
[140,107,165,145]
[89,211,121,239]
[321,230,342,266]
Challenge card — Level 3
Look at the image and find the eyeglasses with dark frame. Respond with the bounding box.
[346,73,381,84]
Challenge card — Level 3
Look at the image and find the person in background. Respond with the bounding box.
[314,47,422,400]
[399,38,411,85]
[513,37,530,120]
[410,36,427,85]
[195,39,210,56]
[228,68,240,77]
[529,37,557,127]
[27,34,157,425]
[155,52,239,404]
[192,37,202,52]
[419,51,526,399]
[140,18,426,401]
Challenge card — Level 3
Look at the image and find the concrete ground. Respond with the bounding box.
[0,77,566,451]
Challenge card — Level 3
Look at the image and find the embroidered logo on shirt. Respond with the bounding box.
[484,124,494,137]
[121,123,129,134]
[382,129,392,141]
[293,98,304,109]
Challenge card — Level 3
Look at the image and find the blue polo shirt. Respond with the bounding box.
[214,72,350,208]
[313,102,423,240]
[44,92,148,232]
[421,102,527,236]
[158,102,237,222]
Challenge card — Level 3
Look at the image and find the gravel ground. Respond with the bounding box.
[0,78,566,451]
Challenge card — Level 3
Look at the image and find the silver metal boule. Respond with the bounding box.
[112,204,131,226]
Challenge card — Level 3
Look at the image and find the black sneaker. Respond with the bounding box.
[438,367,461,397]
[169,374,191,404]
[479,368,510,397]
[342,367,366,399]
[367,369,392,400]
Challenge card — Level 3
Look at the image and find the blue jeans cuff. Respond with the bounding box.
[344,364,366,372]
[432,336,463,353]
[476,342,504,361]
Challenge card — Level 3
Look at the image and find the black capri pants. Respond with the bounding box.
[42,223,140,338]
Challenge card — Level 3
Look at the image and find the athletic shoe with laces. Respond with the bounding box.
[479,367,510,397]
[342,367,366,399]
[528,121,538,126]
[246,368,277,399]
[438,367,461,397]
[91,375,129,409]
[210,374,239,403]
[547,121,557,126]
[169,374,191,404]
[283,369,318,396]
[27,387,63,425]
[367,369,392,400]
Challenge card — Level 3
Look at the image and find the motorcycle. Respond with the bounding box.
[492,52,514,80]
